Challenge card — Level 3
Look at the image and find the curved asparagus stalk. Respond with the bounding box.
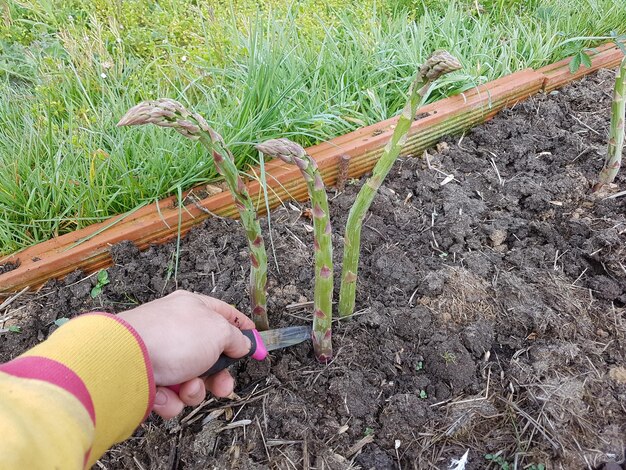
[118,99,269,331]
[594,56,626,192]
[255,138,333,362]
[338,51,462,318]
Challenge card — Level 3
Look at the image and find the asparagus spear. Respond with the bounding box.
[118,99,269,330]
[338,51,462,318]
[594,56,626,192]
[255,138,333,362]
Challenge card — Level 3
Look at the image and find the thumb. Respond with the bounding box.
[221,325,253,359]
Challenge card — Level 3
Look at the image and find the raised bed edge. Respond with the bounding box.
[0,45,623,295]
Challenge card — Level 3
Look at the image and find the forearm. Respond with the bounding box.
[0,313,154,468]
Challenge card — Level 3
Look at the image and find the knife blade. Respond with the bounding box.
[199,326,311,377]
[257,326,312,352]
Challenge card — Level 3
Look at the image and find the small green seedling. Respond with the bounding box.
[91,270,110,298]
[54,318,70,327]
[528,464,546,470]
[419,389,428,399]
[485,453,510,470]
[8,325,21,333]
[442,351,457,364]
[364,427,375,436]
[416,360,424,371]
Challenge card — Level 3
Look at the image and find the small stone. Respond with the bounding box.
[609,366,626,384]
[436,141,449,153]
[493,244,508,253]
[489,229,507,247]
[205,184,223,196]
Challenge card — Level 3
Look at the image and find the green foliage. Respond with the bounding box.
[419,389,428,399]
[442,351,457,364]
[54,317,70,327]
[8,325,22,333]
[90,270,110,298]
[485,453,510,469]
[569,50,593,73]
[0,0,625,254]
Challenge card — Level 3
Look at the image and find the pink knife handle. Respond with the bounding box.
[166,329,266,395]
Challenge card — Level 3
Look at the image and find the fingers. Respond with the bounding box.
[153,373,234,420]
[153,379,206,419]
[153,386,185,419]
[178,378,206,407]
[204,369,235,397]
[194,293,256,330]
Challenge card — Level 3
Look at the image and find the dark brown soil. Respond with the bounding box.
[0,261,18,275]
[2,70,626,470]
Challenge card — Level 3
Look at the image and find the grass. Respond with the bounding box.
[1,0,625,256]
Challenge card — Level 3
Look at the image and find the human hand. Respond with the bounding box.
[117,290,254,419]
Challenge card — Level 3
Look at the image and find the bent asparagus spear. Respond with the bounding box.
[118,99,269,330]
[256,138,333,362]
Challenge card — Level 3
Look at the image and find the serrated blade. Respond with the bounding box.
[258,326,311,351]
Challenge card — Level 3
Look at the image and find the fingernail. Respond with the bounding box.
[189,380,202,397]
[155,390,167,406]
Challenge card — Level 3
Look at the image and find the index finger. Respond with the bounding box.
[193,293,256,330]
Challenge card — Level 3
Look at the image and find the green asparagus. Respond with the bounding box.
[256,138,333,361]
[594,56,626,191]
[338,51,462,318]
[118,99,269,330]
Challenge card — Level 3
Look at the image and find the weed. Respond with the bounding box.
[442,351,457,364]
[53,318,70,327]
[485,453,511,469]
[90,270,110,298]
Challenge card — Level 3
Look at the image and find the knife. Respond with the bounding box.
[167,326,310,393]
[200,325,311,376]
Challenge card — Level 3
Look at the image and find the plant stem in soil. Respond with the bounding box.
[594,56,626,191]
[118,99,269,330]
[255,138,333,362]
[338,51,462,318]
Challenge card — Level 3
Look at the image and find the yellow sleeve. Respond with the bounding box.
[0,313,155,469]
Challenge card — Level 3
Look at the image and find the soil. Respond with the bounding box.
[2,69,626,470]
[0,261,18,274]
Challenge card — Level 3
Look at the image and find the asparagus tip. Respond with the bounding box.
[421,51,462,81]
[256,138,307,163]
